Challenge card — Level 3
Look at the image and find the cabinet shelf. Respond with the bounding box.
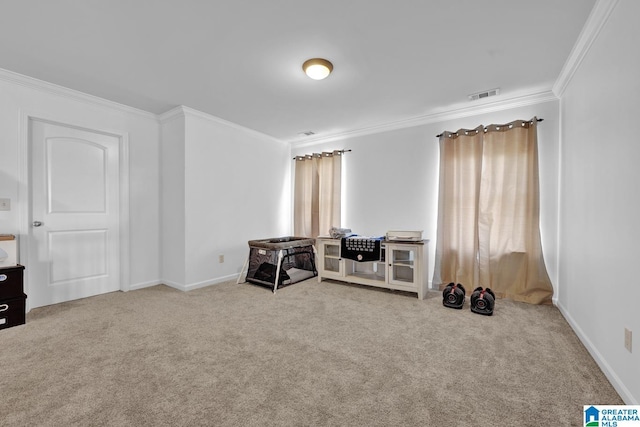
[349,271,386,282]
[391,261,414,267]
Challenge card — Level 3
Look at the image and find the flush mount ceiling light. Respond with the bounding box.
[302,58,333,80]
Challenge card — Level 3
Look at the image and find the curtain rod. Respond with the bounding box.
[436,118,543,138]
[292,149,351,160]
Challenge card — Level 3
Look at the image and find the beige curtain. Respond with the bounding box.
[433,118,553,304]
[433,126,483,288]
[293,154,318,237]
[293,151,342,237]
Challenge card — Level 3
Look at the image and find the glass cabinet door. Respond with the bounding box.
[387,245,415,286]
[322,242,342,276]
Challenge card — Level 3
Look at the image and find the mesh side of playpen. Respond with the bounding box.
[245,243,317,289]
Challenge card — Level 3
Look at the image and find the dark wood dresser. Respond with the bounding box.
[0,265,26,330]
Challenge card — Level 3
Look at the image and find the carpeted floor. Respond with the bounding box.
[0,278,622,426]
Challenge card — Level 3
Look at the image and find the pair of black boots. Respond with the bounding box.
[442,283,495,316]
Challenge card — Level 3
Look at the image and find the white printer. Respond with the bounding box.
[385,230,423,242]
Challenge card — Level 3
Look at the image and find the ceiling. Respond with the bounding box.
[0,0,596,143]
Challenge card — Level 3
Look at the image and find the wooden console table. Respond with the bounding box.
[316,238,429,299]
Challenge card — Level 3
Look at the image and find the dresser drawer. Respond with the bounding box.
[0,293,27,330]
[0,265,25,300]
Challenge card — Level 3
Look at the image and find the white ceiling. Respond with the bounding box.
[0,0,596,143]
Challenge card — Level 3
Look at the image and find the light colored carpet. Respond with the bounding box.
[0,278,622,426]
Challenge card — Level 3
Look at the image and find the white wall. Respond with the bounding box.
[0,70,161,291]
[159,111,186,287]
[291,99,560,290]
[557,0,639,404]
[159,107,291,290]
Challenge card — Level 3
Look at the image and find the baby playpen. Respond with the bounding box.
[238,237,317,293]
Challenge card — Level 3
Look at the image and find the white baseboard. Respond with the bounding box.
[127,280,162,291]
[184,274,240,291]
[160,280,187,292]
[555,300,637,404]
[159,274,240,292]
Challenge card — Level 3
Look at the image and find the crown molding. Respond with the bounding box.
[552,0,619,97]
[288,90,558,148]
[157,105,186,124]
[0,66,287,145]
[176,105,286,146]
[0,67,157,121]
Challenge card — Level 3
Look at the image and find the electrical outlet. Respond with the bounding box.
[0,198,10,211]
[218,254,224,263]
[625,328,632,353]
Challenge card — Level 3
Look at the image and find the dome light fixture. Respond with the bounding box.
[302,58,333,80]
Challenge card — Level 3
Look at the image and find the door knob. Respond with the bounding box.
[33,221,43,227]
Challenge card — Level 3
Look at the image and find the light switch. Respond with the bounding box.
[0,199,10,211]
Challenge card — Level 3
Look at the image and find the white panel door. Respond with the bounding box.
[29,119,121,308]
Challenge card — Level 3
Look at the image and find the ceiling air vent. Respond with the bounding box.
[468,88,500,101]
[298,131,315,136]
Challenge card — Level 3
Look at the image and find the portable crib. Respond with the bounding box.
[238,237,317,293]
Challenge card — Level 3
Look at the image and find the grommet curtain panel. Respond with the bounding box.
[433,118,553,304]
[293,150,342,238]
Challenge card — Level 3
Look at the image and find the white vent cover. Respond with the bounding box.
[468,88,500,101]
